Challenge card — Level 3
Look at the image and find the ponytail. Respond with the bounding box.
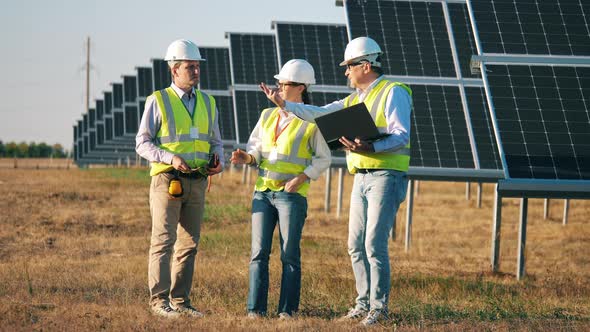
[302,88,310,104]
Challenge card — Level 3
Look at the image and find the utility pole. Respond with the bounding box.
[85,36,90,114]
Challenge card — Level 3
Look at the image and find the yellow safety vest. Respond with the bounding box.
[149,87,216,176]
[343,79,412,174]
[255,107,316,196]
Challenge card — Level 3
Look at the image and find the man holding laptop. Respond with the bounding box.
[260,36,412,326]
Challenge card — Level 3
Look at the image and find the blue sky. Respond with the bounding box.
[2,0,345,149]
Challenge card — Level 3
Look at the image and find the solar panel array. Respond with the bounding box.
[471,1,590,56]
[343,0,502,173]
[274,22,349,86]
[485,65,590,180]
[227,33,279,143]
[469,0,590,186]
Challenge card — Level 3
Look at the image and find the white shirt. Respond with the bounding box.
[283,76,412,153]
[246,108,331,180]
[135,83,224,166]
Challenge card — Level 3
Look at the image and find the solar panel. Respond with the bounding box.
[346,0,455,77]
[470,0,590,56]
[228,33,279,85]
[410,85,474,168]
[83,114,88,133]
[448,3,481,79]
[233,90,275,143]
[465,87,502,170]
[199,47,232,90]
[89,108,96,129]
[97,123,105,145]
[152,59,171,91]
[485,64,590,180]
[112,83,123,108]
[274,22,349,86]
[342,0,501,174]
[214,95,236,141]
[125,105,139,135]
[114,112,124,137]
[104,92,112,115]
[123,76,137,103]
[105,117,113,141]
[137,67,153,98]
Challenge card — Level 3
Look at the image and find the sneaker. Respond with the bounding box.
[278,312,293,320]
[360,309,388,326]
[247,311,262,319]
[152,303,181,318]
[340,307,368,320]
[171,303,204,318]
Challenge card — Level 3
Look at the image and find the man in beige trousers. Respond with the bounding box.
[135,39,224,318]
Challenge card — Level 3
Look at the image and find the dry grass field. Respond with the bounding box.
[0,161,588,331]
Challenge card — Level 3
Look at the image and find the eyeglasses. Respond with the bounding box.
[276,82,303,89]
[346,61,367,70]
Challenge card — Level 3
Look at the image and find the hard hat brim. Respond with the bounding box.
[164,57,206,62]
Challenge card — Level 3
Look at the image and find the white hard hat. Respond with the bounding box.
[274,59,316,85]
[339,36,382,67]
[164,39,206,61]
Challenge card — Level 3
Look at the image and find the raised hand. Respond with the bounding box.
[259,82,285,108]
[230,148,253,165]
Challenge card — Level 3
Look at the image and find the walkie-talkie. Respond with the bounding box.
[208,153,219,168]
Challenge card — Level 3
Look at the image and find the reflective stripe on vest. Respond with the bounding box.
[343,79,412,174]
[255,107,315,196]
[149,87,216,176]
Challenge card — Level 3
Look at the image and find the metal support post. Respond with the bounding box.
[517,198,528,280]
[543,199,550,219]
[405,179,415,252]
[336,168,344,219]
[491,183,502,272]
[477,182,482,208]
[563,199,570,225]
[324,168,332,213]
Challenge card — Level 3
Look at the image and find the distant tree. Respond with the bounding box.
[5,142,17,157]
[52,144,67,158]
[17,142,29,158]
[29,142,40,157]
[0,141,69,158]
[39,143,52,158]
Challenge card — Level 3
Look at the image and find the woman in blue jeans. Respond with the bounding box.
[230,59,331,318]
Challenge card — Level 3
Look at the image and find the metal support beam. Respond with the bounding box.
[477,182,483,208]
[241,164,248,184]
[491,183,502,272]
[405,179,415,253]
[544,199,550,219]
[324,168,332,213]
[563,199,570,225]
[517,198,528,280]
[336,168,344,219]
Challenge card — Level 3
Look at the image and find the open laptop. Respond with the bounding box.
[314,103,390,150]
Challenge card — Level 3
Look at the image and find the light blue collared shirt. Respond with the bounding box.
[135,83,224,166]
[283,75,412,153]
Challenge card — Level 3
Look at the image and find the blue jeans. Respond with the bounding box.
[348,170,408,311]
[247,190,307,315]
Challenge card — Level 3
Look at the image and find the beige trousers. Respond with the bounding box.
[148,172,207,308]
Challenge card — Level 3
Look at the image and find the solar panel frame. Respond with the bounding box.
[341,0,502,178]
[273,21,349,87]
[199,47,232,91]
[470,0,590,56]
[227,32,279,86]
